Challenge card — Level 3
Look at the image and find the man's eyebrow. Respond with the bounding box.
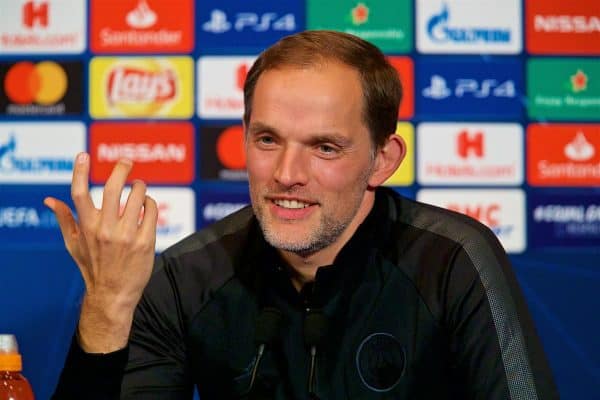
[311,133,352,147]
[247,121,277,135]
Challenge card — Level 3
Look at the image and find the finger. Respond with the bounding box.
[71,152,95,225]
[45,197,93,285]
[139,195,158,240]
[121,180,147,227]
[44,196,79,246]
[101,158,133,226]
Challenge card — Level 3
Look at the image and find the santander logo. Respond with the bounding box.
[107,66,176,105]
[126,0,157,29]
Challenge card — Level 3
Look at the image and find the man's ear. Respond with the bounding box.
[368,133,406,187]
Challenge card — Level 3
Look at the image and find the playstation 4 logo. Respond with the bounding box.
[202,9,296,33]
[422,75,516,99]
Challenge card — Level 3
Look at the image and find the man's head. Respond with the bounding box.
[244,30,402,150]
[244,31,405,264]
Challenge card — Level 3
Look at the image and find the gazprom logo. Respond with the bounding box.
[427,4,510,43]
[0,134,73,173]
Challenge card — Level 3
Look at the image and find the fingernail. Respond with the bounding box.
[77,153,88,164]
[121,158,133,166]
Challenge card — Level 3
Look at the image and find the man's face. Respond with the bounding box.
[245,62,377,255]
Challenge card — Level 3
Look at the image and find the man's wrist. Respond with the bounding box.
[77,294,136,353]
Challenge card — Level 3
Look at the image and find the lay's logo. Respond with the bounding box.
[90,57,193,119]
[90,122,194,184]
[106,66,176,105]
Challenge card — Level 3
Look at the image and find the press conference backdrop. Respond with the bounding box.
[0,0,598,398]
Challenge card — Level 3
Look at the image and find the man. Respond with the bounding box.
[48,30,558,399]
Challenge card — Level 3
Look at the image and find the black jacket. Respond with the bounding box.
[53,188,559,399]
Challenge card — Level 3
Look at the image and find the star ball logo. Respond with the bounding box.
[351,3,369,25]
[0,60,83,115]
[307,0,412,52]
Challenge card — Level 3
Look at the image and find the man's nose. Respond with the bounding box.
[273,146,309,187]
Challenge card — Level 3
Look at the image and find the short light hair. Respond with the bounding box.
[243,30,402,148]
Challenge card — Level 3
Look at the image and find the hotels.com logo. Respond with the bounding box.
[0,0,85,54]
[456,130,484,158]
[106,66,176,106]
[198,56,255,119]
[417,123,522,185]
[22,1,49,28]
[526,0,600,54]
[527,124,600,186]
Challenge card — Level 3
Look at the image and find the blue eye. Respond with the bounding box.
[258,135,274,144]
[318,144,337,154]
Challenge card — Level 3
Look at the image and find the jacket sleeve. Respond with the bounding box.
[444,230,559,400]
[52,255,194,400]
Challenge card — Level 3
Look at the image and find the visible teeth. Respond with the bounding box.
[274,199,309,209]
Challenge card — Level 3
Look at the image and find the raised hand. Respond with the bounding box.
[44,152,158,353]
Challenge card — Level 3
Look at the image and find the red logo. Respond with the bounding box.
[22,1,49,29]
[447,203,500,226]
[456,130,484,159]
[351,3,369,25]
[217,125,246,170]
[106,66,176,105]
[236,63,249,92]
[387,57,414,119]
[90,122,195,184]
[571,69,588,92]
[526,0,600,54]
[3,61,67,105]
[527,124,600,186]
[90,0,194,53]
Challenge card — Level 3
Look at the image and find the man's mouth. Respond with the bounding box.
[273,199,311,209]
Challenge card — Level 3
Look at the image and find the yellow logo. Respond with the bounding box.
[89,57,193,118]
[384,122,414,186]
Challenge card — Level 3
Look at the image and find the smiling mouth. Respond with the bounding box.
[272,199,312,209]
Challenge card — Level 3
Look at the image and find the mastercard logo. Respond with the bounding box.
[3,61,68,105]
[217,125,246,169]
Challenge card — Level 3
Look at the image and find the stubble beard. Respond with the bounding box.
[251,165,374,257]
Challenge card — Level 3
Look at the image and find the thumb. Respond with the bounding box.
[44,196,80,245]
